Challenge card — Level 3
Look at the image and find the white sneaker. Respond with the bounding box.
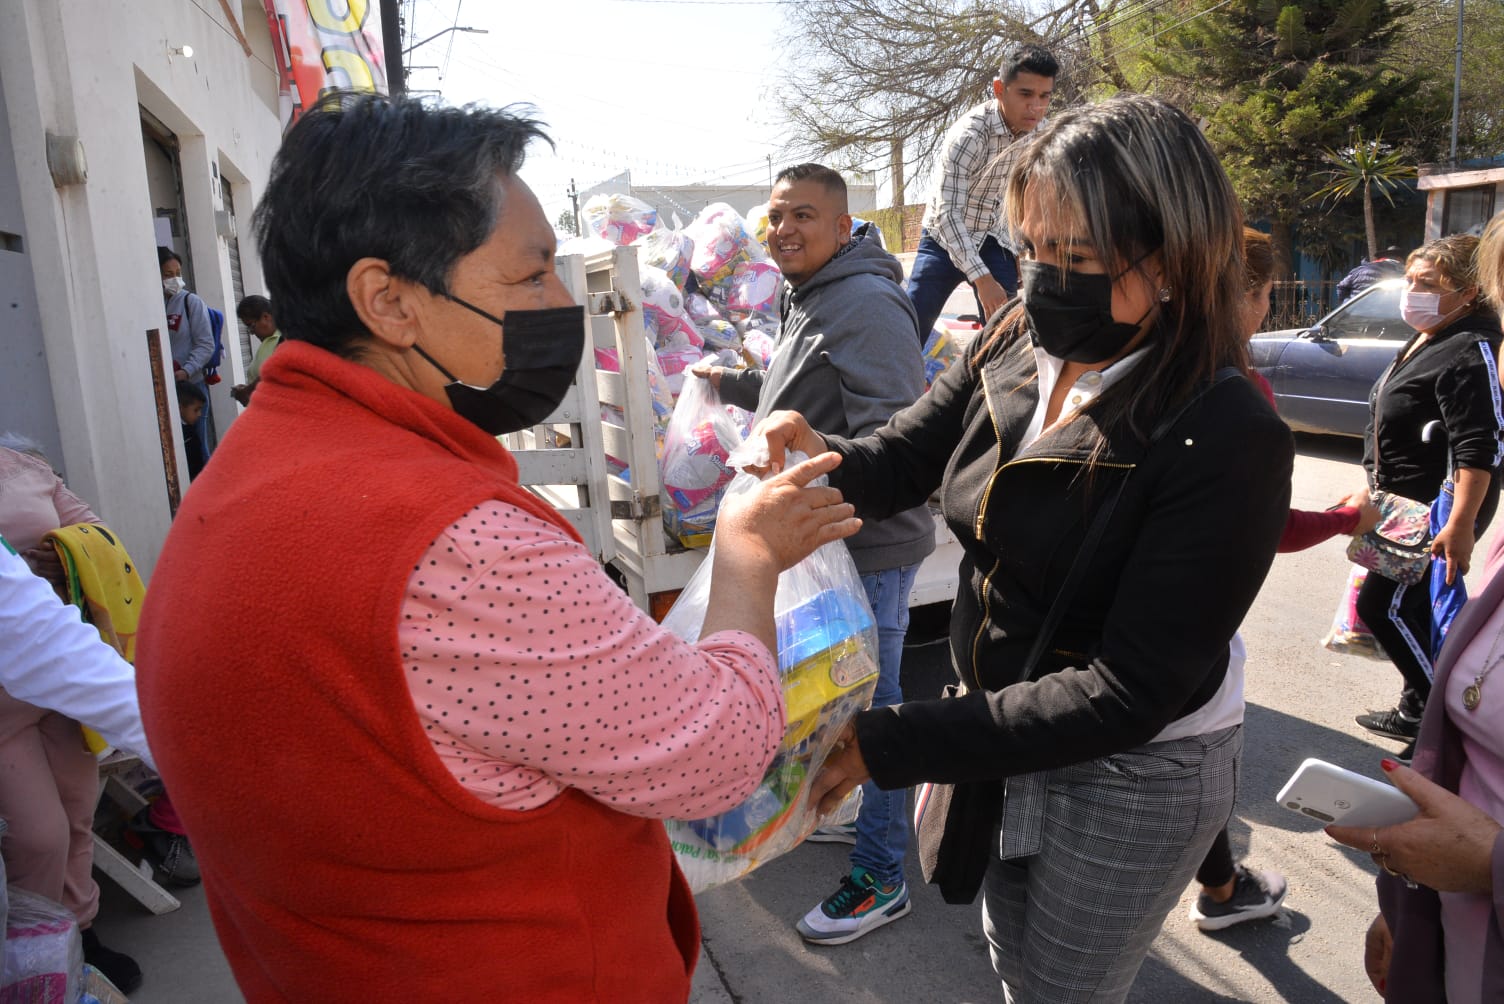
[1189,864,1288,932]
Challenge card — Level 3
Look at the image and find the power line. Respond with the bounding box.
[439,0,462,81]
[1104,0,1239,61]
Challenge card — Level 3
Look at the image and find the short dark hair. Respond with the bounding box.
[176,381,207,406]
[253,93,550,359]
[236,294,273,323]
[1000,44,1059,84]
[774,163,848,210]
[158,246,181,268]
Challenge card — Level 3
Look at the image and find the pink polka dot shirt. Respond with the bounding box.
[401,500,785,818]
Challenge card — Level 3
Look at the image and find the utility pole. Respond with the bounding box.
[766,154,773,193]
[379,0,405,96]
[1450,0,1464,164]
[568,179,581,237]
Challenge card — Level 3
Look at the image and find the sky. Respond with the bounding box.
[396,0,887,226]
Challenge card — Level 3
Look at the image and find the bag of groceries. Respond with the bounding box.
[658,375,745,547]
[661,454,878,891]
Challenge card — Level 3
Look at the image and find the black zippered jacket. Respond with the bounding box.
[1363,314,1504,526]
[819,331,1293,787]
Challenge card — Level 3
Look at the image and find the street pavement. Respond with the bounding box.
[96,432,1479,1002]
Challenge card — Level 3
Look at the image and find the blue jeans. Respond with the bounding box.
[905,230,1019,343]
[850,563,919,886]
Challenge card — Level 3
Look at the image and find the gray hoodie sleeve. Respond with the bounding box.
[718,367,765,413]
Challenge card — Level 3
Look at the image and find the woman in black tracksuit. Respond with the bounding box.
[1354,234,1504,752]
[755,96,1292,1003]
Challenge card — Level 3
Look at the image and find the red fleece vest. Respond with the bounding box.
[135,342,697,1002]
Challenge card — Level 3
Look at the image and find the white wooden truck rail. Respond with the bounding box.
[506,247,959,616]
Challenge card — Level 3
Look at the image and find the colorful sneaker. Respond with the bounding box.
[805,823,858,845]
[796,867,911,945]
[1189,864,1288,932]
[1355,708,1421,741]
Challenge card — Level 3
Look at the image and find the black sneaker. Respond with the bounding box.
[82,928,143,994]
[1189,864,1288,932]
[125,809,201,887]
[1396,741,1416,765]
[1355,708,1421,741]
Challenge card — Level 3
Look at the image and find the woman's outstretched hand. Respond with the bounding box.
[715,451,861,573]
[744,411,828,477]
[809,723,872,817]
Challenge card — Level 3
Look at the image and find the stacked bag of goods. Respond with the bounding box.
[661,452,878,892]
[744,202,770,246]
[725,260,781,317]
[581,192,659,246]
[637,227,694,291]
[567,193,790,546]
[596,334,676,483]
[657,374,752,547]
[685,202,766,299]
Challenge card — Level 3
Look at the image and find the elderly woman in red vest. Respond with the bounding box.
[134,95,859,1002]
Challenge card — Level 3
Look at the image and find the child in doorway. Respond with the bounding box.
[177,382,207,481]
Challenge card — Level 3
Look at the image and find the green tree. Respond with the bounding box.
[1309,132,1417,259]
[556,208,578,236]
[1128,0,1430,269]
[1392,1,1504,161]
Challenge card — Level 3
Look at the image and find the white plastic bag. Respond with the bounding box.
[581,193,658,246]
[685,203,767,296]
[658,375,745,547]
[2,887,83,1004]
[1321,565,1389,660]
[636,228,694,291]
[662,459,878,892]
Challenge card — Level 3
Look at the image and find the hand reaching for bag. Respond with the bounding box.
[1339,491,1381,536]
[701,453,861,653]
[744,410,829,477]
[809,723,872,817]
[714,452,861,573]
[688,362,722,390]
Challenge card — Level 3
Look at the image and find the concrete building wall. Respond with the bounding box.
[0,0,283,574]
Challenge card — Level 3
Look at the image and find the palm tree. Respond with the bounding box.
[1308,132,1417,260]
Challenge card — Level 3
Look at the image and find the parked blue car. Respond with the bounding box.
[1249,279,1408,438]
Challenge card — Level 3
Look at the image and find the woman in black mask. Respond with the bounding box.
[754,94,1293,1003]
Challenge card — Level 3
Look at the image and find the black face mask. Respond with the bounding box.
[413,297,585,437]
[1019,259,1154,363]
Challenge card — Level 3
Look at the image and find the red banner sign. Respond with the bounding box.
[263,0,387,127]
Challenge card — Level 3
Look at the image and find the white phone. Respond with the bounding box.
[1276,758,1419,828]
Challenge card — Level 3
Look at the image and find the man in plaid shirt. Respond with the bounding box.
[905,45,1058,342]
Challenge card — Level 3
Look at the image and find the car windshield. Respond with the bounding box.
[1322,284,1408,341]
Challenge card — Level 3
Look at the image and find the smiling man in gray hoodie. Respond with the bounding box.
[694,162,934,947]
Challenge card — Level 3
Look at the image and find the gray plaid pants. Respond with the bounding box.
[982,725,1242,1003]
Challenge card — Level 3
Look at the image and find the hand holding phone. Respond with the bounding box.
[1276,758,1419,828]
